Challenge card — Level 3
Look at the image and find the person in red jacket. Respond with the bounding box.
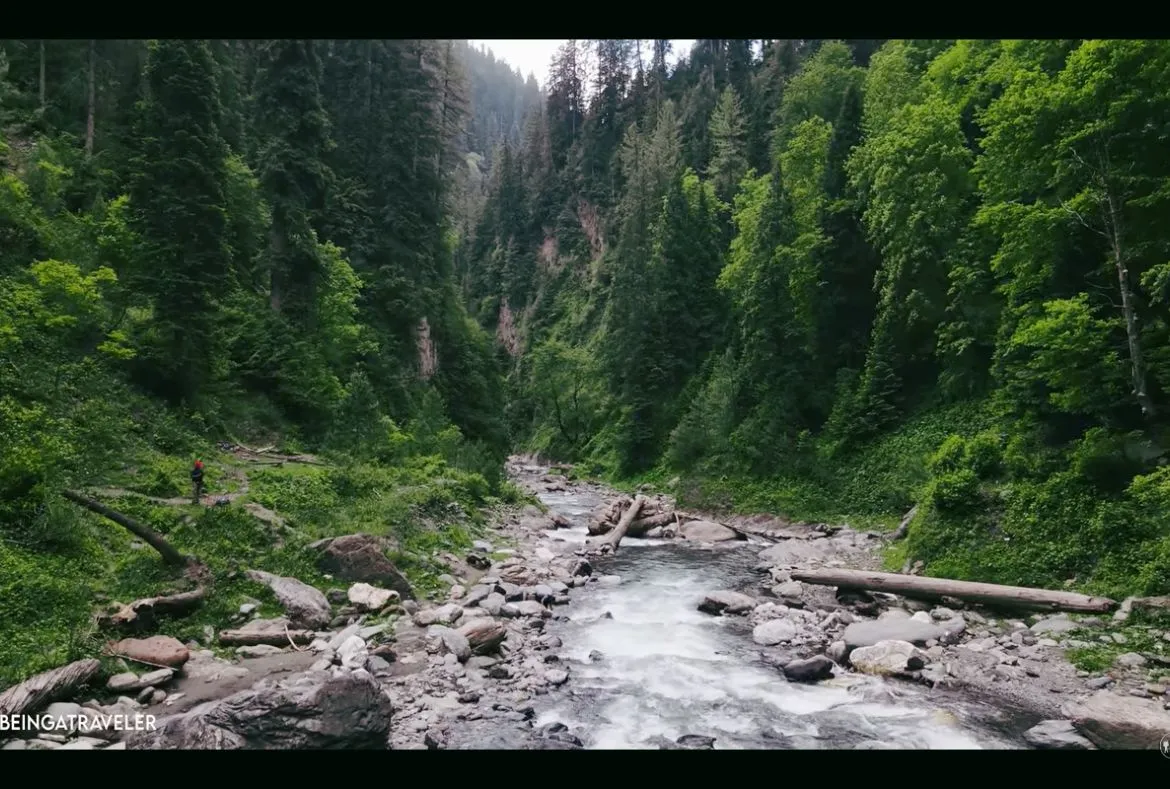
[191,460,205,504]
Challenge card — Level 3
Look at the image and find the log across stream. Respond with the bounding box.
[509,476,1035,750]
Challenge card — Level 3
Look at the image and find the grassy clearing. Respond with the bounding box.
[0,445,537,687]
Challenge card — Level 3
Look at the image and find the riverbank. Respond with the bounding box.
[469,457,1170,749]
[4,455,1169,750]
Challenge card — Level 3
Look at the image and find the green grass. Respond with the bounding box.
[0,446,523,686]
[566,397,1170,603]
[1063,611,1170,674]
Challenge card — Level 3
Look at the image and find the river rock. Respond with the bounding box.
[1114,652,1147,669]
[463,585,493,607]
[782,656,835,683]
[753,619,797,646]
[1061,690,1170,749]
[508,600,550,618]
[310,533,414,600]
[680,520,739,542]
[336,635,368,670]
[245,570,332,630]
[698,591,756,615]
[107,668,173,693]
[848,640,927,677]
[126,670,393,749]
[773,581,804,599]
[842,619,945,651]
[480,593,506,615]
[426,626,471,663]
[1030,615,1078,635]
[236,644,283,658]
[109,636,190,668]
[347,582,398,611]
[826,640,848,664]
[414,603,463,627]
[1022,720,1096,750]
[459,620,506,655]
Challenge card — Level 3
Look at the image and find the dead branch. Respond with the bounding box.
[791,568,1117,613]
[0,659,102,716]
[63,490,194,567]
[603,495,648,553]
[217,629,315,647]
[98,588,207,633]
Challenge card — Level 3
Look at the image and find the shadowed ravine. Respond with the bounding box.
[503,481,1034,749]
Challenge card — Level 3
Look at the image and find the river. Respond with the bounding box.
[517,476,1033,749]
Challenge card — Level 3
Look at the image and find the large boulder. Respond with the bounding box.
[245,570,332,630]
[1061,691,1170,749]
[126,670,393,749]
[782,656,835,683]
[347,583,398,612]
[310,534,415,601]
[698,591,756,616]
[842,619,946,652]
[1022,720,1096,750]
[752,619,797,646]
[848,640,928,677]
[108,636,190,668]
[680,520,740,542]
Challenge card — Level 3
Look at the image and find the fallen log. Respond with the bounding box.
[99,587,207,632]
[63,490,193,567]
[604,495,647,553]
[218,628,315,647]
[889,505,918,541]
[626,511,677,537]
[0,658,102,716]
[791,568,1118,613]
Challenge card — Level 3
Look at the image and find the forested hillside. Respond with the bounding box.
[466,39,1170,602]
[4,37,1170,691]
[0,39,530,684]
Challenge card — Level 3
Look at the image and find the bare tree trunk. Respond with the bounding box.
[99,588,207,632]
[63,490,192,567]
[602,495,647,553]
[85,40,96,156]
[0,659,102,716]
[268,225,284,312]
[39,40,46,111]
[791,568,1117,613]
[1105,188,1155,418]
[218,629,314,647]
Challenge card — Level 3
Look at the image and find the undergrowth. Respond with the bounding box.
[0,437,534,687]
[560,398,1170,604]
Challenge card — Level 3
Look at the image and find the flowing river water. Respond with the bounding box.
[515,475,1034,750]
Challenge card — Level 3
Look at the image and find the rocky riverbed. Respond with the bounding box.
[4,456,1170,750]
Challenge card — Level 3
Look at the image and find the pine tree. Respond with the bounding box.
[254,39,334,325]
[707,86,749,203]
[126,39,233,403]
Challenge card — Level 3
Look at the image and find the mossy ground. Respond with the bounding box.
[0,444,536,687]
[1062,609,1170,675]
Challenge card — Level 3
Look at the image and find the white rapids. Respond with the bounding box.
[528,483,1026,750]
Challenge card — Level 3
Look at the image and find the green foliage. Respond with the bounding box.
[10,35,1170,686]
[483,38,1170,609]
[0,37,521,686]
